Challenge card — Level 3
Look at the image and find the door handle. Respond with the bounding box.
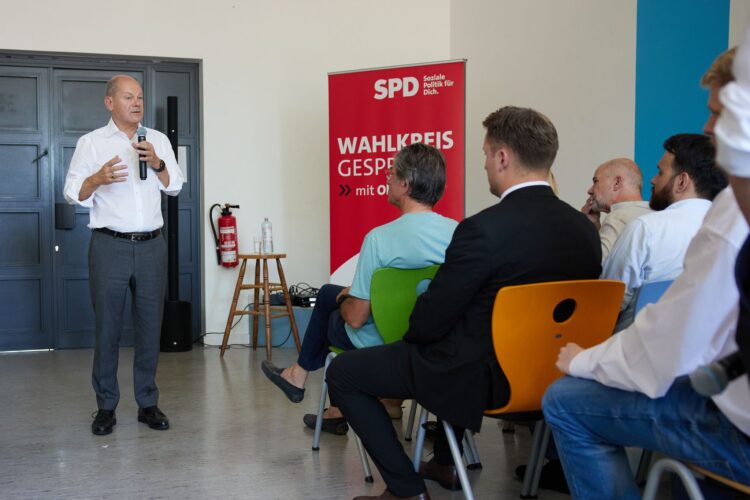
[32,148,49,163]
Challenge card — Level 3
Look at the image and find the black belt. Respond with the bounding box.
[94,227,162,241]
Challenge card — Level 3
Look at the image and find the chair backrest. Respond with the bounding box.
[635,280,673,315]
[485,279,625,415]
[370,265,440,344]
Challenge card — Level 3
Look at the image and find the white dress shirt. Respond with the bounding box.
[570,188,750,436]
[717,26,750,177]
[63,119,183,232]
[599,201,652,262]
[499,181,550,202]
[602,198,712,309]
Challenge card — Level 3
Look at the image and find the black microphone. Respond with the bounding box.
[690,351,747,396]
[137,126,147,180]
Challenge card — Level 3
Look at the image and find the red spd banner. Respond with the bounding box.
[328,60,465,282]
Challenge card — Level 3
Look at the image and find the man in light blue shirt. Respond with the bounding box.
[603,133,727,331]
[262,143,457,435]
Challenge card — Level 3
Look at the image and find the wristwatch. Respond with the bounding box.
[153,159,166,173]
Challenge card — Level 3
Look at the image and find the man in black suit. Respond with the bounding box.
[327,106,602,500]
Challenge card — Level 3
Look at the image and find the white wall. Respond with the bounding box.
[450,0,637,213]
[731,0,750,46]
[0,0,451,338]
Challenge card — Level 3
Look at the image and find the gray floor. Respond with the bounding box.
[0,346,576,499]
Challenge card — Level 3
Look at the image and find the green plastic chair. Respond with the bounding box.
[311,265,440,482]
[370,265,440,344]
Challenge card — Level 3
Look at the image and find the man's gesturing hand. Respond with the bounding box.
[94,156,128,186]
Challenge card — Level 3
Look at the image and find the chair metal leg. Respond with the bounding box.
[312,352,336,451]
[404,401,418,441]
[442,420,475,500]
[464,431,482,470]
[462,433,475,465]
[412,407,430,472]
[642,458,704,500]
[354,433,374,483]
[521,420,551,499]
[635,449,654,485]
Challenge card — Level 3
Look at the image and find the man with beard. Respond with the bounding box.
[602,134,727,330]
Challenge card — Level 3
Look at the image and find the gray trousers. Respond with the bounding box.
[89,230,167,410]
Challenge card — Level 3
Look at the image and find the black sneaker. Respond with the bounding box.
[91,409,116,435]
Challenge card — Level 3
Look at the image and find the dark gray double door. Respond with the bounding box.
[0,58,201,351]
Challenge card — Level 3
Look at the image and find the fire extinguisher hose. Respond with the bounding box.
[209,203,222,265]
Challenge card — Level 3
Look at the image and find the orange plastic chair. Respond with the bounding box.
[411,279,624,499]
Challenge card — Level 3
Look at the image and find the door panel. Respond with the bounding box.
[0,75,39,131]
[153,70,192,137]
[0,212,41,264]
[60,80,111,133]
[0,66,52,350]
[0,144,41,197]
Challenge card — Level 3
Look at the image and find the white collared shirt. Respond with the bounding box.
[716,26,750,177]
[571,188,750,436]
[599,201,653,262]
[63,119,183,232]
[499,181,551,202]
[602,198,712,309]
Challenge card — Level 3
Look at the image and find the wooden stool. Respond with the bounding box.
[220,253,302,360]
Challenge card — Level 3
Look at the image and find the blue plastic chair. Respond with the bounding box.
[635,280,673,314]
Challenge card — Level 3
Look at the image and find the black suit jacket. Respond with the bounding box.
[402,185,601,431]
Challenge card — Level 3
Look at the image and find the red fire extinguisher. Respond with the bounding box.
[210,203,240,267]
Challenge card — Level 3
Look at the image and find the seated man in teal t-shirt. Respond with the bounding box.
[262,143,457,435]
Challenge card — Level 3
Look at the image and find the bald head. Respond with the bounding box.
[587,158,644,213]
[105,75,140,98]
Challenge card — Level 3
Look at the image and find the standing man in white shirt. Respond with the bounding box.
[63,75,184,436]
[582,158,652,262]
[602,134,727,330]
[542,46,750,499]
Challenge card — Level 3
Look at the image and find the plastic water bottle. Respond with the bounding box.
[261,218,274,254]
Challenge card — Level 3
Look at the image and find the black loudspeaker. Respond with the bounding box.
[161,95,193,352]
[162,300,192,351]
[55,203,76,229]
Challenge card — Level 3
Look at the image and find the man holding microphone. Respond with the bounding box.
[64,74,183,435]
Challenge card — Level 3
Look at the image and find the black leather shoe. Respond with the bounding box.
[138,406,170,430]
[515,459,569,494]
[423,420,438,441]
[91,409,116,435]
[419,458,461,491]
[353,489,431,499]
[261,360,304,403]
[303,411,349,435]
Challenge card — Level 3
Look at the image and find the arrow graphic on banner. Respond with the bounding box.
[339,184,351,196]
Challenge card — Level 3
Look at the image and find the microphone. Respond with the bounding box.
[690,351,747,396]
[137,126,147,180]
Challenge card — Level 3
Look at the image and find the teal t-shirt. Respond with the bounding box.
[345,211,458,348]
